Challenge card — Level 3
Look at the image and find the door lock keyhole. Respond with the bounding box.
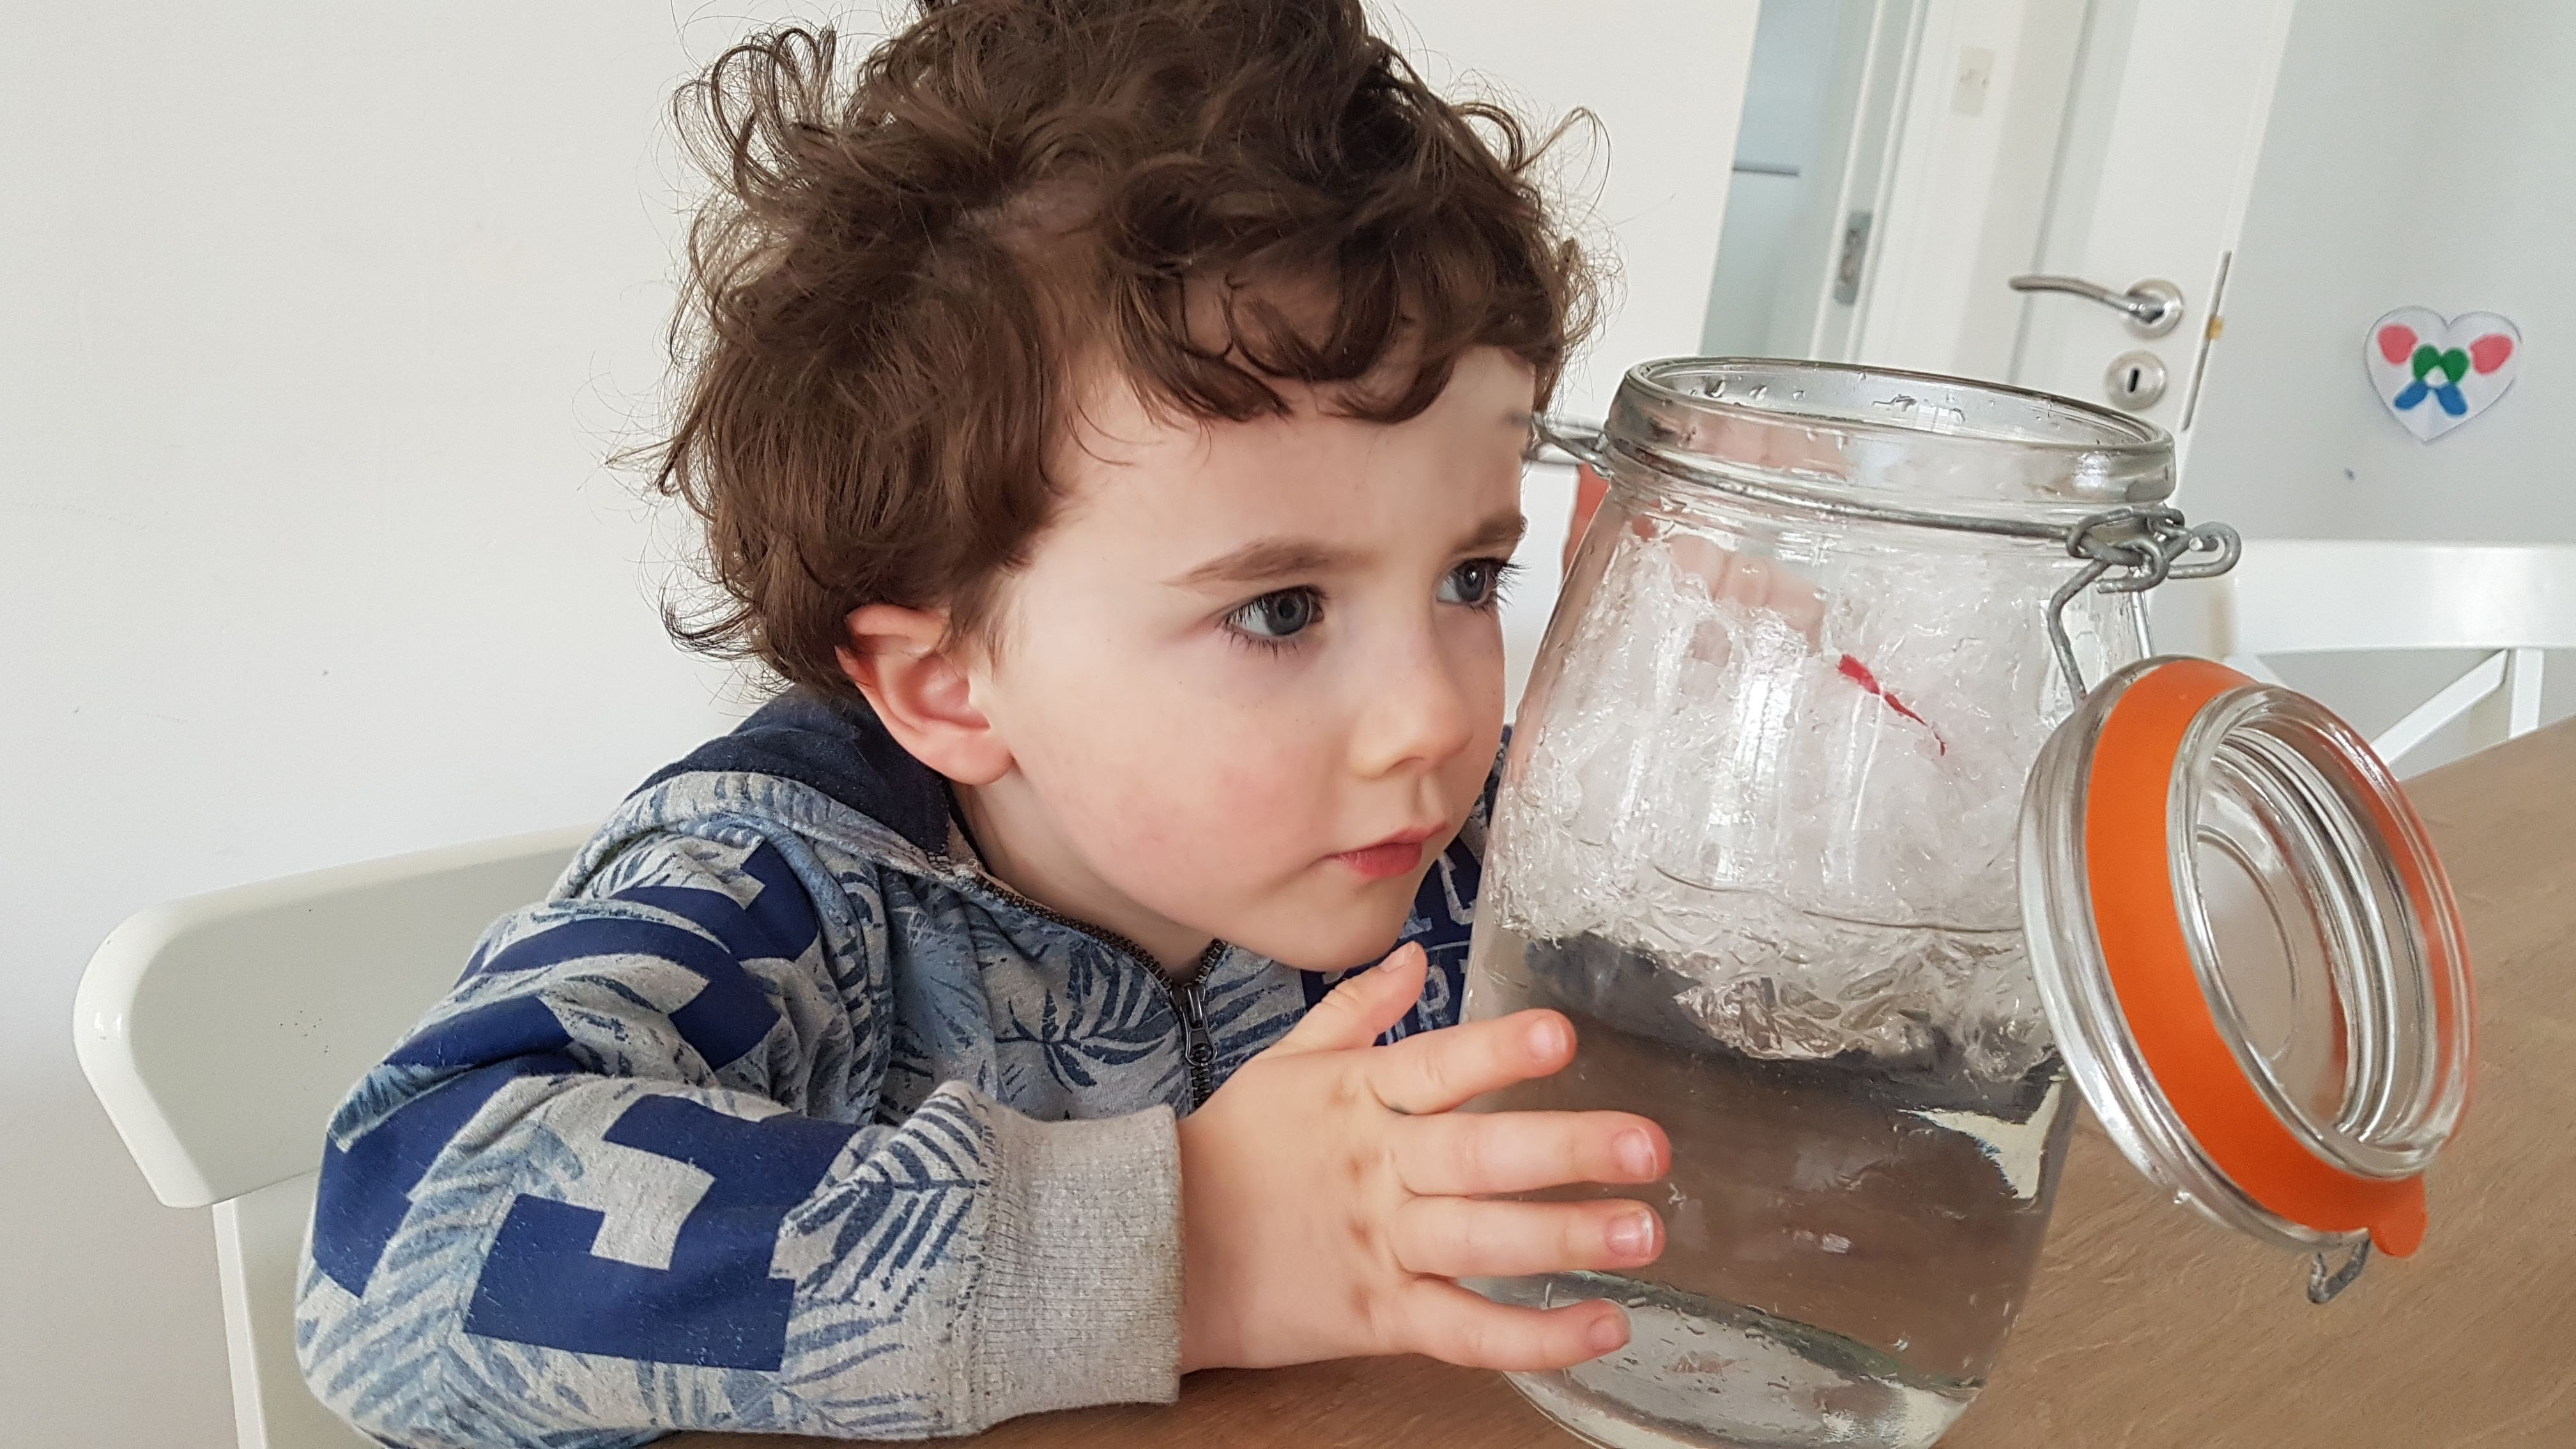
[2105,350,2168,410]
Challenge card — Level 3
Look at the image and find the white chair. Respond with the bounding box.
[73,827,589,1449]
[2156,540,2576,770]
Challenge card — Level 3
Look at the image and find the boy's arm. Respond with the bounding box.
[296,829,1179,1448]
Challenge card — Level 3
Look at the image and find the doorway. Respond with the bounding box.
[1701,0,2295,454]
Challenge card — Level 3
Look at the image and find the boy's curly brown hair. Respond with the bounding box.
[645,0,1598,699]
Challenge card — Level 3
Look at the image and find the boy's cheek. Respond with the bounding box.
[1065,729,1328,875]
[1099,706,1334,843]
[1090,752,1403,960]
[1204,749,1331,839]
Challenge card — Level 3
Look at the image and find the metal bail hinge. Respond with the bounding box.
[2308,1238,2371,1304]
[2045,506,2242,699]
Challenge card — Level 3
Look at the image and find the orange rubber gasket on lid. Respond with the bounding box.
[2083,657,2430,1256]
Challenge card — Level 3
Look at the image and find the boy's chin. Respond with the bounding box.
[1229,883,1429,976]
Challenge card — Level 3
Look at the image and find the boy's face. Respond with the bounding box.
[965,346,1534,972]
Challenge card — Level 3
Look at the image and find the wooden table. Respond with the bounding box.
[681,719,2576,1448]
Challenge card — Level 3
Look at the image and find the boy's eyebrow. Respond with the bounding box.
[1174,538,1358,589]
[1174,509,1529,590]
[1460,509,1529,555]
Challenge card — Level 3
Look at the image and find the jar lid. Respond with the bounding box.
[2020,657,2474,1285]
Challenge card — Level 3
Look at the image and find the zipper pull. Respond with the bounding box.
[1172,977,1216,1109]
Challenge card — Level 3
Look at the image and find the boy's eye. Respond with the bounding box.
[1226,587,1322,640]
[1439,557,1516,608]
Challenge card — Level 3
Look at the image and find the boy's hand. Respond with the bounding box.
[1176,943,1670,1374]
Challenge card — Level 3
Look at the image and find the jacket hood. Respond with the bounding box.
[635,687,953,859]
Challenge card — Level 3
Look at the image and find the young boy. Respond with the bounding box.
[297,2,1670,1443]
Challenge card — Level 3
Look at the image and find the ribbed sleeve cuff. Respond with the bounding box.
[965,1105,1183,1430]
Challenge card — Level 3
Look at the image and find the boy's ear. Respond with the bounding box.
[836,604,1013,786]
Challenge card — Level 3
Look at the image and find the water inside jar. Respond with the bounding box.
[1466,926,2072,1449]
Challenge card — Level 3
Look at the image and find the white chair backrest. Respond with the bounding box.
[2156,540,2576,768]
[75,827,586,1449]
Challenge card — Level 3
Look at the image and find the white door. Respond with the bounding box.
[2004,0,2297,468]
[1709,0,2298,472]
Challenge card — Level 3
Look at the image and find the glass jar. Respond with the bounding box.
[1464,360,2472,1449]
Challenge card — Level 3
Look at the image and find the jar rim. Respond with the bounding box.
[1598,358,2177,531]
[1625,357,2170,454]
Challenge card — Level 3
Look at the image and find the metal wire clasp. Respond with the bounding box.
[2046,506,2241,699]
[2308,1238,2372,1303]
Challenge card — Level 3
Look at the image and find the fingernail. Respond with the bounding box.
[1376,943,1422,973]
[1614,1128,1657,1179]
[1606,1210,1656,1259]
[1587,1309,1629,1355]
[1528,1015,1569,1059]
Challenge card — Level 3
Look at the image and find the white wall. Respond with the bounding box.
[1381,0,1758,420]
[2179,0,2576,755]
[3,8,746,1445]
[1,4,1748,1445]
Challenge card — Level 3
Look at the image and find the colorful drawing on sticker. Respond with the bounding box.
[2365,309,2522,443]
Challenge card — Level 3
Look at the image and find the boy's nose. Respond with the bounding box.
[1349,631,1480,779]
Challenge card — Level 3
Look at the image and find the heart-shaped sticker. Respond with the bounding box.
[2366,308,2521,442]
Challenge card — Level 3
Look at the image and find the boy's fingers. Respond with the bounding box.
[1388,1196,1662,1280]
[1270,943,1427,1057]
[1362,1008,1574,1116]
[1392,1110,1668,1196]
[1393,1279,1630,1372]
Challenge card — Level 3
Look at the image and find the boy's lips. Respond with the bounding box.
[1333,828,1438,881]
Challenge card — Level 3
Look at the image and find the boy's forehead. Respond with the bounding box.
[1061,350,1524,489]
[1054,348,1535,533]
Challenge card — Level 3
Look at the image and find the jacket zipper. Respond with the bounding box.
[1168,968,1217,1109]
[944,860,1224,1110]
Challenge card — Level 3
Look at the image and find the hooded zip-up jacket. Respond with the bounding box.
[295,688,1483,1446]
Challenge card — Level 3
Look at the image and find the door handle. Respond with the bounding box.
[2008,275,2185,337]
